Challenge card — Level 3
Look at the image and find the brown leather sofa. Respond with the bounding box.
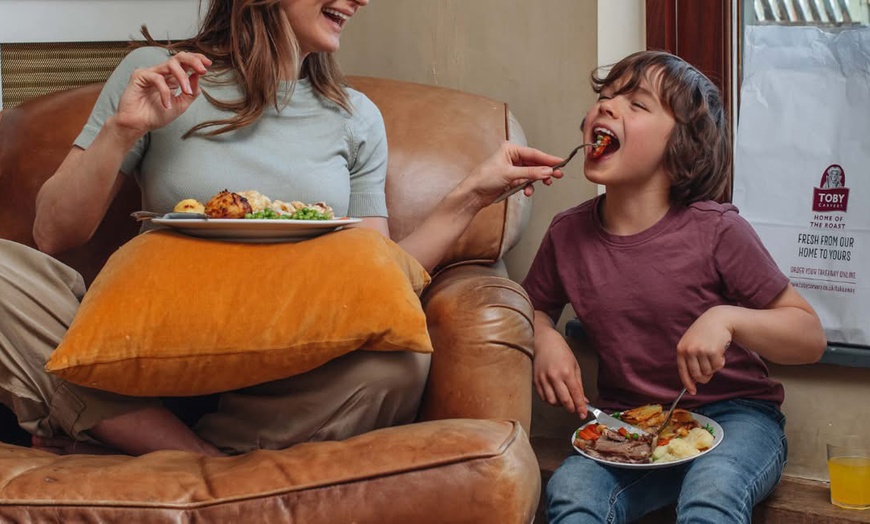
[0,77,540,523]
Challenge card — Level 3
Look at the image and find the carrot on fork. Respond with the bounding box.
[591,134,612,158]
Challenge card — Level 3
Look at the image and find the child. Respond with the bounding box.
[522,50,826,523]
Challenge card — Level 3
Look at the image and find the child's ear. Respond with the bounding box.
[579,117,587,132]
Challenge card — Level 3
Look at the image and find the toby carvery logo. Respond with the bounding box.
[812,164,849,213]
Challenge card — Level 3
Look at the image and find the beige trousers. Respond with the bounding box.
[0,239,430,454]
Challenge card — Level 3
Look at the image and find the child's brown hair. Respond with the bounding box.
[591,51,731,205]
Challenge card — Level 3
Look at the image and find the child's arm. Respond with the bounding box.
[676,284,826,394]
[533,310,590,418]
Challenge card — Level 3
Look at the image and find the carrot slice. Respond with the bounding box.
[591,135,612,158]
[578,427,600,441]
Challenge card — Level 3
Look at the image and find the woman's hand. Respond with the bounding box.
[397,142,563,271]
[465,142,564,206]
[676,306,732,395]
[111,52,212,141]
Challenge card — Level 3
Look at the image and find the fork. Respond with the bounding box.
[491,142,599,204]
[131,211,209,222]
[654,387,688,437]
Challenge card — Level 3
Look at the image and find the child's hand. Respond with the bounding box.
[676,306,732,395]
[534,338,589,418]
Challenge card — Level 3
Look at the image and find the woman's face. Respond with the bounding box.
[281,0,369,57]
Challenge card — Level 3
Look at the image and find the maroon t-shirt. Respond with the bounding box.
[522,196,790,411]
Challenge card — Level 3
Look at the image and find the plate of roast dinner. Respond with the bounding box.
[144,189,361,242]
[571,403,724,469]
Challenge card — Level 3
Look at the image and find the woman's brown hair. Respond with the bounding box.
[138,0,351,138]
[591,50,731,205]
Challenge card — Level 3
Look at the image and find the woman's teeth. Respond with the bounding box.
[323,8,349,23]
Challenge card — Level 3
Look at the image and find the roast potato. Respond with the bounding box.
[173,198,205,214]
[204,190,252,219]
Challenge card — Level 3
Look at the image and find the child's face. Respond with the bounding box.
[582,70,676,190]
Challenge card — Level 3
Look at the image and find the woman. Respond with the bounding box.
[1,0,561,456]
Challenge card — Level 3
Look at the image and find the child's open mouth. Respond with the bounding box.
[322,8,349,28]
[590,127,620,158]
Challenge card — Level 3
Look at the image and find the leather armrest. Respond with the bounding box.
[418,262,534,433]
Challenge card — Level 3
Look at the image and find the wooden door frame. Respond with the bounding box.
[646,0,736,199]
[646,0,734,113]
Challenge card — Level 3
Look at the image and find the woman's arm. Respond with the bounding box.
[34,129,137,254]
[33,52,212,254]
[357,142,562,273]
[392,180,490,272]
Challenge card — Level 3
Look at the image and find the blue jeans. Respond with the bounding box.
[547,399,787,524]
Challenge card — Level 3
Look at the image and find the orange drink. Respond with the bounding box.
[827,438,870,510]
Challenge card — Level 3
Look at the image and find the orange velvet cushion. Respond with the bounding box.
[46,228,432,396]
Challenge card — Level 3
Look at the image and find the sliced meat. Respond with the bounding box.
[603,428,627,442]
[585,431,654,463]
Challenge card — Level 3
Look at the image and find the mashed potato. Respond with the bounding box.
[237,190,272,213]
[652,428,715,463]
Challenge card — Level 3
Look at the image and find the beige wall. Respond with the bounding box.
[769,364,870,481]
[337,0,601,283]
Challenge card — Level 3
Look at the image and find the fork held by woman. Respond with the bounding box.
[491,141,599,204]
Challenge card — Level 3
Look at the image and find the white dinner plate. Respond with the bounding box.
[151,217,362,243]
[571,412,724,469]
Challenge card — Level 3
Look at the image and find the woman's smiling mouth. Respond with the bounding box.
[323,7,350,27]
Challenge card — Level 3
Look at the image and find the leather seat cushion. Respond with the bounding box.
[0,419,539,523]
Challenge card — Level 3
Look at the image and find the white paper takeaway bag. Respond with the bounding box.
[733,25,869,346]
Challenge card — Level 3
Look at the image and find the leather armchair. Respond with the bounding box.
[0,76,539,523]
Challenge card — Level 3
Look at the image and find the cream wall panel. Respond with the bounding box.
[598,0,646,68]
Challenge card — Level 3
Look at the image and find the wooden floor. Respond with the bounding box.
[532,436,870,524]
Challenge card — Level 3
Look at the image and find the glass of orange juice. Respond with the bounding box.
[827,436,870,510]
